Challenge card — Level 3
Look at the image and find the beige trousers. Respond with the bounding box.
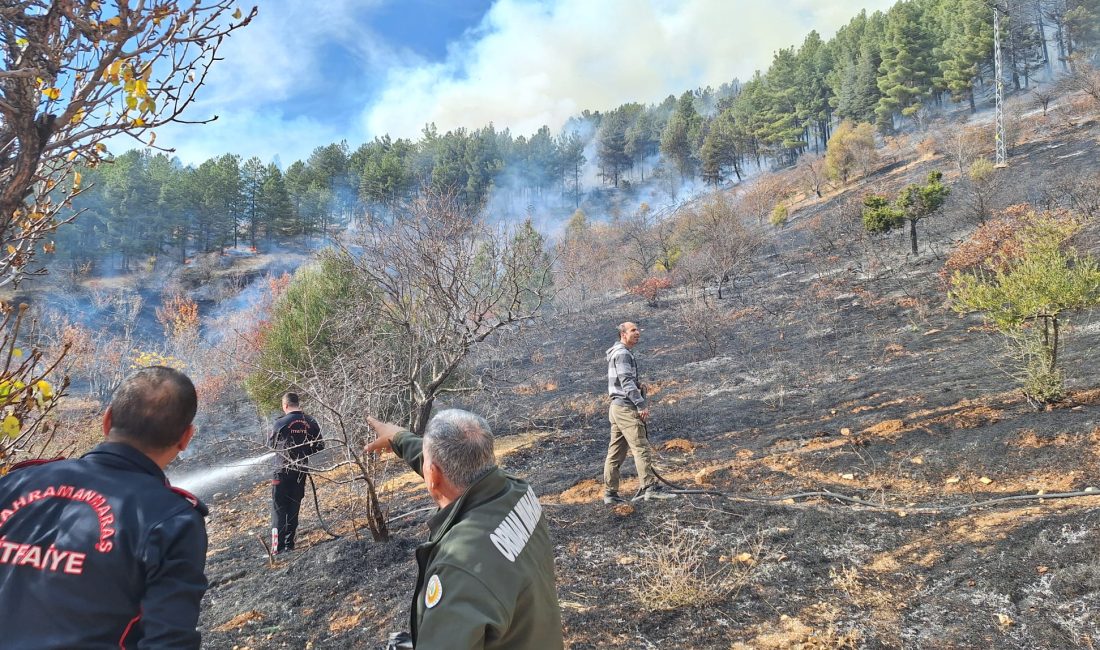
[604,403,656,493]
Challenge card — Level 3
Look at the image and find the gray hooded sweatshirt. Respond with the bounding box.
[606,341,646,409]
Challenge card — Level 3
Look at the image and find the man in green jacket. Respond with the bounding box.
[365,410,564,649]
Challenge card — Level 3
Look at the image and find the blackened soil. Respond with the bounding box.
[198,109,1100,649]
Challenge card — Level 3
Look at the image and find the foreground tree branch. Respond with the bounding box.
[0,1,255,288]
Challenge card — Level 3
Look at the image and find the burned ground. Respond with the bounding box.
[197,106,1100,649]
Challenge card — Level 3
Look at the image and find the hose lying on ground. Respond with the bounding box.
[307,473,342,539]
[636,419,1100,514]
[649,467,1100,514]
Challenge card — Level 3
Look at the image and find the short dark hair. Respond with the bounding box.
[424,409,496,490]
[108,367,197,451]
[283,392,300,407]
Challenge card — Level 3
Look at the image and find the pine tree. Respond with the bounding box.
[936,0,994,112]
[240,156,266,249]
[659,91,702,181]
[598,110,630,187]
[260,163,294,239]
[875,2,937,130]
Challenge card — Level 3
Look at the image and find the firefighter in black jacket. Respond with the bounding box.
[269,392,323,554]
[0,366,208,649]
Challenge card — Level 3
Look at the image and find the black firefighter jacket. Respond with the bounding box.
[0,442,209,649]
[269,409,323,472]
[392,430,564,650]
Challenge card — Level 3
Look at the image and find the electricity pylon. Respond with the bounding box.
[992,1,1008,167]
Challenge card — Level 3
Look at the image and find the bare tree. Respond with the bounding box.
[798,155,829,199]
[0,3,252,466]
[554,210,615,311]
[342,189,554,435]
[936,123,988,174]
[962,158,1002,225]
[676,193,763,300]
[1058,55,1100,106]
[1032,85,1057,115]
[617,202,665,282]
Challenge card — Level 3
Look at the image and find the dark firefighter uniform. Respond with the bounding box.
[391,429,564,650]
[269,409,323,553]
[0,442,208,649]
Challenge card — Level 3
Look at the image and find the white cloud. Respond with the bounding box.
[155,0,900,165]
[364,0,897,139]
[151,108,347,168]
[155,0,407,165]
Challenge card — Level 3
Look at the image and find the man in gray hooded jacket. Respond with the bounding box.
[604,321,675,503]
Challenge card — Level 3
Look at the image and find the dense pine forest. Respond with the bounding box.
[54,0,1100,275]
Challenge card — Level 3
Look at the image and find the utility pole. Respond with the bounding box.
[993,1,1008,167]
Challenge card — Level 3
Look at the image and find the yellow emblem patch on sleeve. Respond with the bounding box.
[425,574,443,609]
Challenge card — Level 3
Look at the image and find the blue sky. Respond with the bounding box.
[154,0,896,168]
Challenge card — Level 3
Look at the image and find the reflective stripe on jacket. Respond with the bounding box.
[0,442,208,649]
[392,430,564,650]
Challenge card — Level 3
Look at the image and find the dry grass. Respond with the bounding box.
[829,564,907,643]
[731,612,861,650]
[860,418,906,439]
[511,380,558,395]
[662,438,696,453]
[549,478,639,505]
[214,609,264,632]
[927,404,1001,430]
[631,523,757,610]
[850,397,912,414]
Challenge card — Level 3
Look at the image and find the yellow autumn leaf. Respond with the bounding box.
[11,349,22,358]
[134,79,148,98]
[42,87,61,100]
[147,132,156,147]
[233,8,242,18]
[132,117,145,127]
[945,476,961,484]
[2,415,19,438]
[95,142,107,153]
[67,151,78,161]
[735,552,755,564]
[5,246,15,256]
[106,16,121,27]
[36,381,52,400]
[73,172,82,188]
[979,476,993,485]
[70,108,85,124]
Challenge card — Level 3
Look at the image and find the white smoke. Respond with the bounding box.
[363,0,897,139]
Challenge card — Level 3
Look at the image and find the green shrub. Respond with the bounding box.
[949,211,1100,406]
[861,194,903,233]
[244,251,375,411]
[769,203,789,227]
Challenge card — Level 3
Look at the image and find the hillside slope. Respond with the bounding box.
[197,104,1100,649]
